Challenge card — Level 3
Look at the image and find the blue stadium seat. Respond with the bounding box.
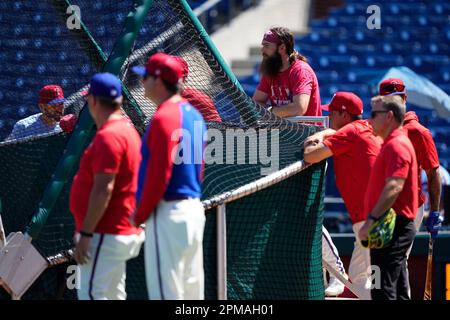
[336,15,366,28]
[434,130,450,143]
[93,2,103,11]
[315,70,339,83]
[426,42,450,54]
[404,55,450,73]
[432,3,450,15]
[363,55,404,68]
[241,83,257,97]
[318,55,359,70]
[388,3,427,15]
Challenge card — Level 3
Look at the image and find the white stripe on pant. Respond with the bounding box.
[322,226,346,275]
[144,198,205,300]
[322,222,372,300]
[77,232,144,300]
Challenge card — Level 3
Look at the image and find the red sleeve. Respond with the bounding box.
[412,129,440,170]
[384,142,412,179]
[134,113,180,226]
[323,123,354,156]
[91,132,122,174]
[256,75,270,94]
[182,88,222,122]
[291,63,313,96]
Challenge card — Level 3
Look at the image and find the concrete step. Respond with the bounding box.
[211,0,311,67]
[231,57,259,69]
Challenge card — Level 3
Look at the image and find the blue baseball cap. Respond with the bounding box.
[87,73,123,102]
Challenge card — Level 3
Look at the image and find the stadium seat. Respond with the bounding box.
[363,55,404,68]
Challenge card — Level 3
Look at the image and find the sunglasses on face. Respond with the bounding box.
[371,110,390,118]
[380,83,405,95]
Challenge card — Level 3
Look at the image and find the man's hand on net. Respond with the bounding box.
[426,211,444,239]
[60,114,77,133]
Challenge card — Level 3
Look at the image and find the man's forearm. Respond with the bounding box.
[307,129,336,142]
[427,168,442,212]
[271,102,306,117]
[369,179,404,219]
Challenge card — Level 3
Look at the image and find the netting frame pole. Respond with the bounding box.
[217,204,227,300]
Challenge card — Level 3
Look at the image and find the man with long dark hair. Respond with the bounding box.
[253,27,321,117]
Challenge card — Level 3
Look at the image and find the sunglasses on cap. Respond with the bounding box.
[380,83,405,95]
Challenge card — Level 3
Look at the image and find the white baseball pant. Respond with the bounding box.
[77,231,144,300]
[349,221,372,300]
[322,226,346,278]
[144,198,205,300]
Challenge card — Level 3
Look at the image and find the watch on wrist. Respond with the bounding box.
[80,230,93,238]
[368,214,378,221]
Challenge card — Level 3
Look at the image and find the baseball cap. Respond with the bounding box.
[87,72,122,102]
[132,53,184,85]
[379,78,406,96]
[321,92,363,115]
[39,85,65,105]
[173,56,189,81]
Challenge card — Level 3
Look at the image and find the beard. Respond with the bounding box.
[259,51,283,78]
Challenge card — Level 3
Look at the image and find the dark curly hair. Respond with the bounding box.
[270,27,308,64]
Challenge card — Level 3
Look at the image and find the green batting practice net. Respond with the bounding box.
[0,0,325,300]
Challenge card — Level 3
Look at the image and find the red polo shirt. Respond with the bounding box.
[323,120,382,224]
[70,117,142,235]
[403,111,440,206]
[364,128,418,220]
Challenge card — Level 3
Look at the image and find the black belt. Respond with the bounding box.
[164,196,193,201]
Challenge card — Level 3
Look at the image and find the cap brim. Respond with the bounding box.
[47,98,65,104]
[321,104,330,111]
[131,66,147,76]
[384,91,406,96]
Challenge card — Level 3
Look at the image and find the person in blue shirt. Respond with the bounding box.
[6,85,65,141]
[131,53,207,300]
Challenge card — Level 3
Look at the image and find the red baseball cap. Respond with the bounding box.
[379,78,406,96]
[38,85,65,105]
[173,56,189,81]
[321,92,363,115]
[132,53,184,85]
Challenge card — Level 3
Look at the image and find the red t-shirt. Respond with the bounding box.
[182,87,222,122]
[403,111,440,206]
[70,117,142,235]
[323,120,382,224]
[364,128,418,220]
[257,59,322,116]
